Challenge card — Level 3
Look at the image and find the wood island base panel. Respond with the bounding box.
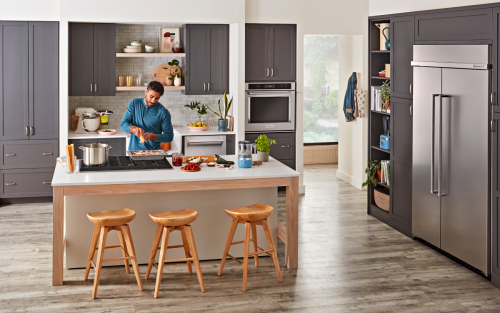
[51,156,299,286]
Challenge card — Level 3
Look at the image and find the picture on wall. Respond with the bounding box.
[159,27,180,53]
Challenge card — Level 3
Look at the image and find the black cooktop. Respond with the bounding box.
[80,156,173,172]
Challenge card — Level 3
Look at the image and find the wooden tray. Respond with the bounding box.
[152,63,181,85]
[183,155,217,164]
[181,166,201,172]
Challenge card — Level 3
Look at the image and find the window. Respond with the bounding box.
[303,35,339,145]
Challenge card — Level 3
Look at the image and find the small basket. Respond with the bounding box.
[374,187,390,212]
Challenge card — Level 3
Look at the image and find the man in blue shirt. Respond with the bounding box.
[120,81,174,151]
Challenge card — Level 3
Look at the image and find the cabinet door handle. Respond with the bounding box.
[266,68,269,76]
[410,83,413,94]
[271,68,274,76]
[5,183,16,186]
[492,119,496,132]
[203,83,206,91]
[207,83,210,91]
[282,145,290,148]
[43,182,51,185]
[95,84,97,93]
[30,127,34,136]
[90,84,93,92]
[43,152,53,155]
[410,105,413,116]
[491,92,495,105]
[5,154,16,156]
[25,126,29,136]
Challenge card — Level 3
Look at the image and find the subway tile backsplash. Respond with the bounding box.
[69,23,228,130]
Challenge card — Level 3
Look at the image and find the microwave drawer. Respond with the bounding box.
[245,132,295,160]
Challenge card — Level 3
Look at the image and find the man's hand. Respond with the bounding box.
[129,126,145,138]
[143,133,158,142]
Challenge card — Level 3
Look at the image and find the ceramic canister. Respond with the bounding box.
[375,23,390,51]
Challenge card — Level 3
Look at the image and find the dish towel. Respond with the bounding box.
[343,72,357,122]
[354,73,366,118]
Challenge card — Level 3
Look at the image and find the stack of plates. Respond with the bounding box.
[123,40,142,53]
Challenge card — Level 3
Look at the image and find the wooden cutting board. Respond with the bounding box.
[151,63,181,86]
[182,155,217,164]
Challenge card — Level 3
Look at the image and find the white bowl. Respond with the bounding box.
[187,126,209,132]
[145,45,154,49]
[131,40,141,43]
[126,45,140,49]
[123,48,141,53]
[98,129,116,136]
[130,42,142,47]
[145,48,155,53]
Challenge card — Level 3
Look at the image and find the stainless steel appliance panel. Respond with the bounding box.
[440,68,489,273]
[412,66,442,248]
[184,135,226,156]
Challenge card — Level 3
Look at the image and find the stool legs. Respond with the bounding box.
[218,218,239,275]
[262,219,283,283]
[154,226,172,299]
[117,229,130,274]
[84,224,101,280]
[92,226,109,299]
[121,224,143,291]
[146,224,163,279]
[242,222,251,292]
[184,225,205,292]
[180,228,193,274]
[250,223,259,267]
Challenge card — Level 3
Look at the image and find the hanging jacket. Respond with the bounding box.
[343,72,357,122]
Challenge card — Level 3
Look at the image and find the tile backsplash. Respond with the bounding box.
[69,23,229,130]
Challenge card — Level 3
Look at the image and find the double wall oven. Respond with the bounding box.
[245,82,295,132]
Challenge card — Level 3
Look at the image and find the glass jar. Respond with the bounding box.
[118,76,126,86]
[172,153,183,167]
[126,75,134,86]
[136,74,142,86]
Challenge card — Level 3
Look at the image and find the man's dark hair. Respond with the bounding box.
[147,81,165,96]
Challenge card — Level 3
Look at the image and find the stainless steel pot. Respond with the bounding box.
[79,143,113,166]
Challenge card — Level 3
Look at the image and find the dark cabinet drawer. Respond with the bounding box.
[0,139,57,169]
[415,8,492,42]
[277,158,295,170]
[245,132,295,160]
[0,168,53,198]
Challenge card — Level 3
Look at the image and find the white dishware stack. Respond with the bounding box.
[123,40,141,53]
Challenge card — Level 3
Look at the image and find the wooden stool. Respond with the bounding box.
[146,209,205,298]
[218,203,283,291]
[84,208,143,299]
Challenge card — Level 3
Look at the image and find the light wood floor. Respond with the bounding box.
[1,164,500,312]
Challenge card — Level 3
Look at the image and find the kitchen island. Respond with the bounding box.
[51,156,299,286]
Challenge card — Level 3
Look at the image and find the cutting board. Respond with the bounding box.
[151,63,181,86]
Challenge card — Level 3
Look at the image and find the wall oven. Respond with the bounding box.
[245,82,295,132]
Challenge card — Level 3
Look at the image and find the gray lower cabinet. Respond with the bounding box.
[69,23,115,96]
[245,132,295,169]
[0,139,57,169]
[183,24,229,95]
[245,24,296,82]
[69,138,126,159]
[0,168,54,198]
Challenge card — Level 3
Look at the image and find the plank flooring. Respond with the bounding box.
[1,164,500,312]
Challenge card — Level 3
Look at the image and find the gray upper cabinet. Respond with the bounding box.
[0,22,29,140]
[245,24,296,82]
[0,21,58,141]
[29,22,59,140]
[415,8,492,42]
[69,23,115,97]
[183,24,229,95]
[390,16,413,100]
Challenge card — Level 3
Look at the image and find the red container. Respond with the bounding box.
[172,153,183,167]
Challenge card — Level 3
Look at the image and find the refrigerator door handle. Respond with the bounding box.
[438,94,451,197]
[431,94,439,194]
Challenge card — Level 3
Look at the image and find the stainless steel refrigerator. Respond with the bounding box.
[411,45,490,274]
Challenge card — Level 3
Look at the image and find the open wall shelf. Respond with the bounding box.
[116,53,185,58]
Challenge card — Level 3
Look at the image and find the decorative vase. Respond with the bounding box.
[218,119,228,132]
[166,76,174,86]
[257,151,269,162]
[174,76,181,86]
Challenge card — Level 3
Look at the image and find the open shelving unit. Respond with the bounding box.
[116,53,185,58]
[368,19,392,214]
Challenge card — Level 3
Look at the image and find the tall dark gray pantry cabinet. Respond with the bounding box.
[245,24,296,82]
[0,21,58,201]
[183,24,229,95]
[369,2,500,290]
[69,23,115,96]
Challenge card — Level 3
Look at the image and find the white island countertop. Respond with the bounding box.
[51,156,298,187]
[174,126,235,136]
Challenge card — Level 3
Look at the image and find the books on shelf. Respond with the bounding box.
[379,160,390,186]
[371,86,390,113]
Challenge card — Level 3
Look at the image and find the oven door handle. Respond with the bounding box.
[187,140,224,146]
[246,92,294,96]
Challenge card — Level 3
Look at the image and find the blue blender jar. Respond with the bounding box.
[238,140,256,168]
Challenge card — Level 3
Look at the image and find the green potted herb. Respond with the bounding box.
[184,101,208,126]
[207,91,232,132]
[362,160,381,188]
[164,59,180,86]
[255,134,276,162]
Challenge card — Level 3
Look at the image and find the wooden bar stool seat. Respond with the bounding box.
[84,208,143,299]
[218,203,283,291]
[146,209,205,298]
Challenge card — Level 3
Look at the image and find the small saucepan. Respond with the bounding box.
[79,143,113,166]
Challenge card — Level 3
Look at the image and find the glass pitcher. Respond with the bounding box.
[238,140,256,168]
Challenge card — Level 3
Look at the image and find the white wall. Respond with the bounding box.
[369,0,499,16]
[247,0,370,192]
[0,0,59,21]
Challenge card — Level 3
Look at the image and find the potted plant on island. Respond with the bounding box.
[184,101,208,128]
[255,134,276,162]
[362,160,381,188]
[207,91,232,132]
